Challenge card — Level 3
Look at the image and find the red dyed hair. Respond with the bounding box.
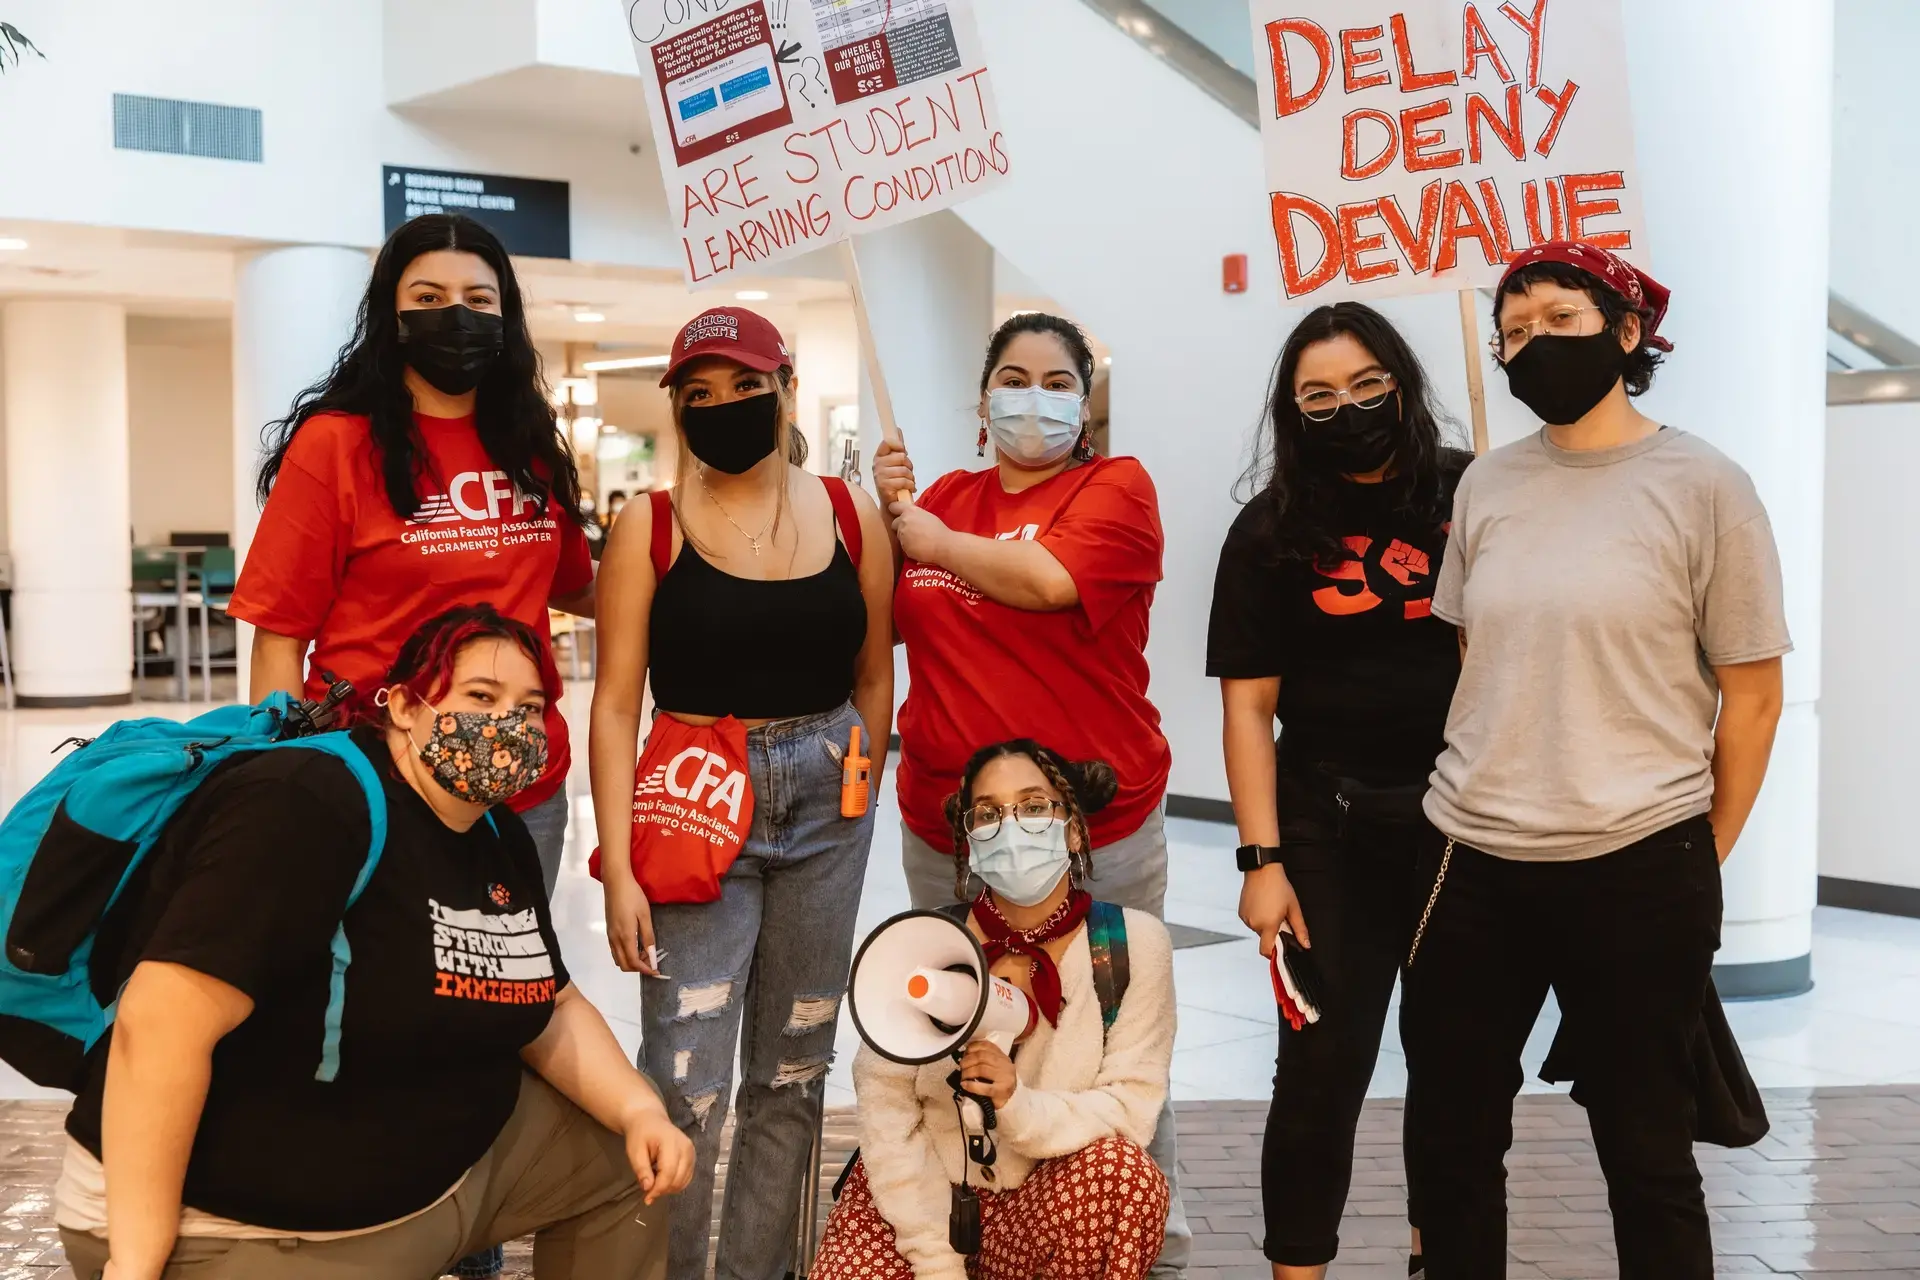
[344,604,549,728]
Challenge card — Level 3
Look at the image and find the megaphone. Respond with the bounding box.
[848,910,1038,1064]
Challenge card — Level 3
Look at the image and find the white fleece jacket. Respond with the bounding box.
[851,907,1175,1280]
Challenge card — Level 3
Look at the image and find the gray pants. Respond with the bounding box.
[519,787,571,898]
[901,807,1190,1279]
[60,1072,665,1280]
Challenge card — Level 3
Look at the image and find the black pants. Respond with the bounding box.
[1401,818,1721,1280]
[1261,771,1428,1267]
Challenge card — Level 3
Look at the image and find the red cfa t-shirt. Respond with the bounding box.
[895,456,1170,852]
[229,412,593,811]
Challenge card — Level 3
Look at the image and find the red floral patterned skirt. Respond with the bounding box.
[813,1136,1169,1280]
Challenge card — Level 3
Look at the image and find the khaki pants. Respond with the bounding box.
[61,1072,667,1280]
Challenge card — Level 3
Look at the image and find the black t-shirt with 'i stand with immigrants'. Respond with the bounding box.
[1206,452,1470,782]
[65,729,569,1233]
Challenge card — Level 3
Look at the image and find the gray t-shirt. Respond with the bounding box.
[1424,428,1792,861]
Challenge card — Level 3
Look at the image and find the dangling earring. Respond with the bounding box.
[1072,429,1095,462]
[977,423,988,457]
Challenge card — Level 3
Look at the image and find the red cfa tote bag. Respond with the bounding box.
[589,712,754,904]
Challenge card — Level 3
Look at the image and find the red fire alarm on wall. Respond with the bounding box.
[1223,253,1249,294]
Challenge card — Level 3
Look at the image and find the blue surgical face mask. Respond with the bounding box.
[986,387,1084,467]
[971,818,1072,907]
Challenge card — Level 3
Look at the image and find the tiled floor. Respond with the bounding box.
[8,1091,1920,1278]
[3,691,1920,1278]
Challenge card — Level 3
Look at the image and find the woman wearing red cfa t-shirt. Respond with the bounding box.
[873,311,1184,1278]
[232,216,592,884]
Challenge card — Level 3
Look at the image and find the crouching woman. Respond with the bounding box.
[56,605,692,1280]
[814,741,1175,1280]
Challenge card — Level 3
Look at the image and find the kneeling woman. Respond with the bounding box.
[815,742,1175,1280]
[57,606,693,1280]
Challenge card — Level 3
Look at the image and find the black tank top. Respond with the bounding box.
[646,484,867,719]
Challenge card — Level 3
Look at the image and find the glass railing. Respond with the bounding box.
[1829,296,1920,404]
[1074,0,1920,406]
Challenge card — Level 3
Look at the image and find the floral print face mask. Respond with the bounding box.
[415,705,550,807]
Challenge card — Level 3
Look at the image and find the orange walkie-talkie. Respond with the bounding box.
[841,725,872,818]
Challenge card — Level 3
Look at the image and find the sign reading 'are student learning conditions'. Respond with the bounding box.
[1250,1,1647,302]
[623,0,1011,288]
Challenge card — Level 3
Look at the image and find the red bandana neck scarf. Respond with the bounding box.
[972,888,1092,1027]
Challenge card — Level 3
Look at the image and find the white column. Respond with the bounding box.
[230,246,369,696]
[794,298,860,475]
[844,212,996,489]
[2,302,133,705]
[1625,0,1834,996]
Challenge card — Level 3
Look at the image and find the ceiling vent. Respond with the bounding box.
[113,93,262,163]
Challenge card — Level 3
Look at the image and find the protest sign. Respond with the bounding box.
[1250,0,1645,303]
[623,0,1011,290]
[1248,1,1646,449]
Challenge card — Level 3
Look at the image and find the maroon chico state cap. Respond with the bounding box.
[659,307,792,387]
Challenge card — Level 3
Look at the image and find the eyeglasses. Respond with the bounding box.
[1295,373,1396,423]
[966,797,1066,841]
[1492,303,1604,359]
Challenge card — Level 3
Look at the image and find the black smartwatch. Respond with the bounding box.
[1236,844,1284,872]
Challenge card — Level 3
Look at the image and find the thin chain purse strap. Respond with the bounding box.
[1405,837,1455,968]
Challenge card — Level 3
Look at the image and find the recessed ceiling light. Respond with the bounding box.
[735,290,770,302]
[1103,356,1113,366]
[574,311,606,324]
[582,355,671,372]
[0,238,27,252]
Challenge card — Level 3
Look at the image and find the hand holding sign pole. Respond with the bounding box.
[1250,1,1648,455]
[840,238,914,508]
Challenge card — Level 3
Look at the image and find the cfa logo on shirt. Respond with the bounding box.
[995,524,1039,542]
[413,471,542,525]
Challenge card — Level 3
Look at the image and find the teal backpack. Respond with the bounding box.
[0,693,387,1091]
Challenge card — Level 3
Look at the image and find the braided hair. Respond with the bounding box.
[941,740,1120,901]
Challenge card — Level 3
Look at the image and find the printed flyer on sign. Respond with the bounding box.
[1249,0,1649,303]
[622,0,1011,287]
[813,0,965,103]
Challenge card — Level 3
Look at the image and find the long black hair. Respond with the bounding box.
[255,214,583,523]
[1236,302,1457,566]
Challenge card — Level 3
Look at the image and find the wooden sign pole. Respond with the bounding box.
[839,239,914,505]
[1457,288,1491,457]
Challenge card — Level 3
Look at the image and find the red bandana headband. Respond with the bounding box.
[1498,241,1674,353]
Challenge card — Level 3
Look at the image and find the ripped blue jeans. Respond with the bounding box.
[638,703,876,1280]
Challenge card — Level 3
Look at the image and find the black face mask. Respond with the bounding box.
[683,392,781,475]
[1301,402,1399,475]
[397,305,505,396]
[1501,332,1628,426]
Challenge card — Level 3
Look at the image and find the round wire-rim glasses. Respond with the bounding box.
[1490,303,1606,360]
[967,798,1067,842]
[1295,373,1397,423]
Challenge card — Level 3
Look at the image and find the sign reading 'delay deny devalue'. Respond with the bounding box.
[1249,0,1648,303]
[383,166,573,260]
[622,0,1011,288]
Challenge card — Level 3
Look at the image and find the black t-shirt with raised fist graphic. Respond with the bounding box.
[1207,452,1470,780]
[65,729,569,1232]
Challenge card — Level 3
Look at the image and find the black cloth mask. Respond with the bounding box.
[397,305,505,397]
[1501,332,1628,426]
[1301,402,1399,475]
[683,392,781,475]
